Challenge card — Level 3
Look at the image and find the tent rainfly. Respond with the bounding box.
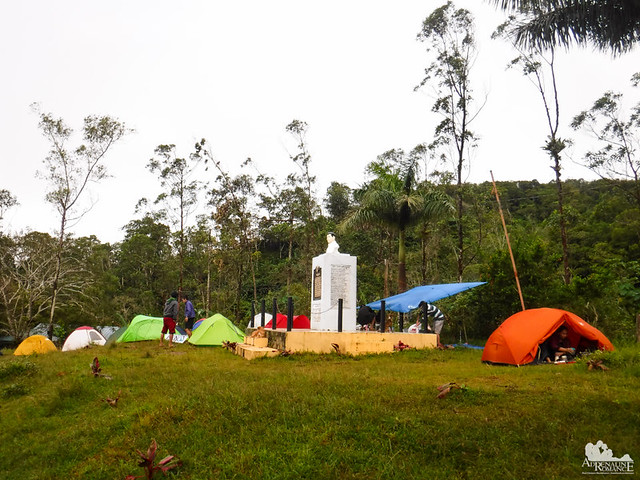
[14,335,57,356]
[117,315,186,343]
[188,314,245,346]
[482,308,614,366]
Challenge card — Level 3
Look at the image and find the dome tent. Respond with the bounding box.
[482,308,614,366]
[14,335,57,356]
[62,326,107,352]
[188,314,245,346]
[117,315,186,343]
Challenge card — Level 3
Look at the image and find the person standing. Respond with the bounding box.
[183,294,196,337]
[160,291,179,347]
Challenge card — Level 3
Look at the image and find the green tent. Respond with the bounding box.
[188,314,245,346]
[116,315,187,343]
[117,315,164,343]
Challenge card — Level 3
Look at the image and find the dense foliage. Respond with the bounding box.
[1,176,639,344]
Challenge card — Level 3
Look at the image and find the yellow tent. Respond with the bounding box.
[14,335,57,356]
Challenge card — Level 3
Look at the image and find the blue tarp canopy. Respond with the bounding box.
[366,282,486,313]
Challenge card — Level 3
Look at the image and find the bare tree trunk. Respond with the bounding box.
[48,215,66,340]
[553,154,571,284]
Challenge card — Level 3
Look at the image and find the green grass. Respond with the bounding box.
[1,343,639,480]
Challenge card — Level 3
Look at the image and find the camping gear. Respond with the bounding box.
[62,326,107,352]
[14,335,57,356]
[366,282,486,312]
[105,325,128,345]
[188,314,245,346]
[482,308,614,366]
[117,315,187,343]
[264,313,310,329]
[192,318,206,330]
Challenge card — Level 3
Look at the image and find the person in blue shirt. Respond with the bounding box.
[182,294,196,337]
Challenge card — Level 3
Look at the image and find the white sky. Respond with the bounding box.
[1,1,638,244]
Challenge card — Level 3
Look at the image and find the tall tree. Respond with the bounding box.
[572,74,640,209]
[34,106,129,339]
[416,1,481,282]
[0,189,18,226]
[488,0,640,55]
[146,144,202,297]
[340,150,453,293]
[494,22,572,284]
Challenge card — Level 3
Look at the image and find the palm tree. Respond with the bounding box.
[489,0,640,54]
[339,155,453,293]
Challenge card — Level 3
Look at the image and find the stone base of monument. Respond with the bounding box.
[238,329,438,357]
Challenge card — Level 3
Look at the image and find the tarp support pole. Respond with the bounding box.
[250,301,255,328]
[287,297,293,332]
[272,298,278,330]
[380,300,386,332]
[260,300,266,327]
[338,299,343,332]
[422,302,428,333]
[399,312,404,332]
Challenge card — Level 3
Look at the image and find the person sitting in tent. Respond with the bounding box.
[160,291,179,348]
[541,325,575,363]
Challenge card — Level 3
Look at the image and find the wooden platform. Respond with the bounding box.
[235,329,438,359]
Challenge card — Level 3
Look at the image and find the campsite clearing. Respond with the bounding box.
[0,343,638,479]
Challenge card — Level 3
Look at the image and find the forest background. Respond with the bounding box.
[2,1,640,345]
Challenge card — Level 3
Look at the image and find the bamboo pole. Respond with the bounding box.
[491,171,526,311]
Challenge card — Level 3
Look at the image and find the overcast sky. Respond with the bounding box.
[1,1,638,244]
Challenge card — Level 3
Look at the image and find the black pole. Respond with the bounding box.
[260,299,266,327]
[380,300,386,333]
[399,312,404,332]
[337,298,343,332]
[250,301,255,328]
[287,297,293,332]
[272,298,278,330]
[422,302,428,333]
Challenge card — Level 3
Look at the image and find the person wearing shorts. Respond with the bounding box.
[160,291,179,347]
[183,294,196,337]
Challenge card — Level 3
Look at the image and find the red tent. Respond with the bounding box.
[482,308,614,366]
[264,313,310,329]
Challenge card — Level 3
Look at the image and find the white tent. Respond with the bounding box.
[247,312,272,328]
[62,326,107,352]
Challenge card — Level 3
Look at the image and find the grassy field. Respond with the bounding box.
[0,341,639,480]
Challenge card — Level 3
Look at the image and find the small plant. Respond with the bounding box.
[222,341,237,352]
[2,383,29,398]
[393,341,413,351]
[331,343,341,355]
[436,382,467,399]
[587,359,609,371]
[0,360,38,380]
[125,439,182,480]
[103,389,122,407]
[91,357,112,379]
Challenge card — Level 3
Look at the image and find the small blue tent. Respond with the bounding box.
[366,282,486,313]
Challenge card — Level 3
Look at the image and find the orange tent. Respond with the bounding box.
[482,308,614,366]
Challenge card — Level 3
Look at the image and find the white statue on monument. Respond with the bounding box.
[326,232,340,254]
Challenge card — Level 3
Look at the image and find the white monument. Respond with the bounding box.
[310,233,357,331]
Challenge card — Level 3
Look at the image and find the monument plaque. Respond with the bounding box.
[313,266,322,300]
